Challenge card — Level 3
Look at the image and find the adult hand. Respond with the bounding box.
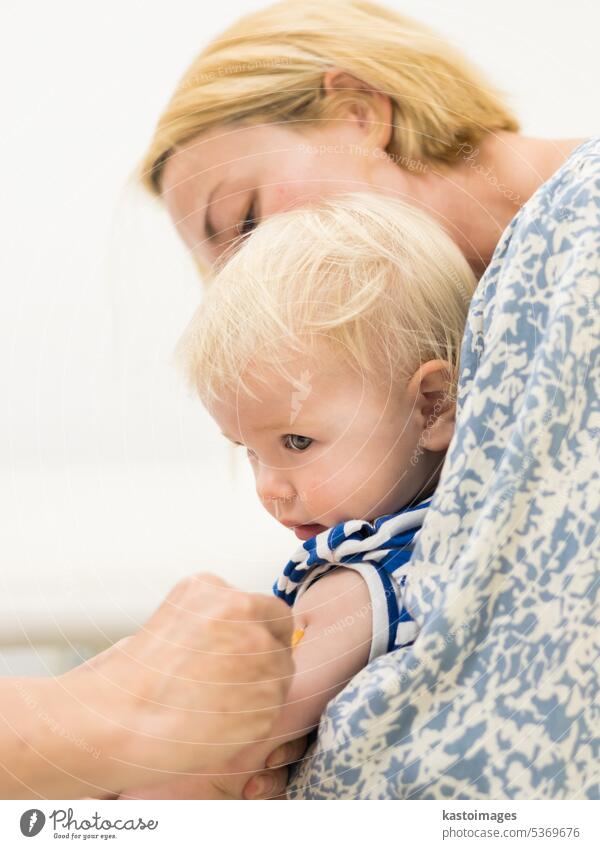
[117,735,309,800]
[62,573,295,794]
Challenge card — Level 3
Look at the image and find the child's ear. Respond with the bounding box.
[407,360,456,453]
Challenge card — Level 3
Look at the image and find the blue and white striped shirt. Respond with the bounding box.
[273,496,432,662]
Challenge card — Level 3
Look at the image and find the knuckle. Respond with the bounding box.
[165,577,186,602]
[168,574,198,603]
[169,573,226,603]
[227,593,256,620]
[193,572,230,593]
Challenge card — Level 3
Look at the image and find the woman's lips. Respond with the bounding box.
[293,523,327,541]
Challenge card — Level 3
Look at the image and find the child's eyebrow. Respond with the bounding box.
[221,421,310,443]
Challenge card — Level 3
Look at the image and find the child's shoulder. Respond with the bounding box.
[273,495,434,607]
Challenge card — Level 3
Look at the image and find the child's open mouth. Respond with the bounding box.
[293,523,328,541]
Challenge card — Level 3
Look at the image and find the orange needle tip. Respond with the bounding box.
[291,627,305,649]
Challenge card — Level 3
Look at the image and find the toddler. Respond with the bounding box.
[177,192,476,795]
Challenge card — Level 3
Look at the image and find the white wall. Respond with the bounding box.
[0,0,598,665]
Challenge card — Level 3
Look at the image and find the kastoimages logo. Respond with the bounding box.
[19,809,46,837]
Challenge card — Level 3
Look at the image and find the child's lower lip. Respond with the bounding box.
[293,523,327,540]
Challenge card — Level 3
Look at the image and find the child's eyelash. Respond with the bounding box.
[282,434,313,451]
[229,436,313,453]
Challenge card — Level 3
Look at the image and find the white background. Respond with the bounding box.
[0,1,598,670]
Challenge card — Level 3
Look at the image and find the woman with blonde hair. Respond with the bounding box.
[137,0,599,799]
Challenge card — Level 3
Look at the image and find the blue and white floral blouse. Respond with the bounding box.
[287,137,600,800]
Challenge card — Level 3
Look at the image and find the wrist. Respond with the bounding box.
[62,658,214,797]
[53,664,137,797]
[0,674,123,799]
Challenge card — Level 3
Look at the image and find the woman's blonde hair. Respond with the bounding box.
[177,192,477,410]
[140,0,518,195]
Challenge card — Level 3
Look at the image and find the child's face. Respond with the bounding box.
[209,353,453,541]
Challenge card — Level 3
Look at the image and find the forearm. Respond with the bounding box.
[0,675,127,799]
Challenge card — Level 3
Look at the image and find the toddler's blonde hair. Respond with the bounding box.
[177,192,477,409]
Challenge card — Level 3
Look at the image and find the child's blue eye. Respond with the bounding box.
[283,434,313,452]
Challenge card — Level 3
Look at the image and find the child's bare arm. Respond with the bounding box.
[269,566,373,739]
[217,567,373,791]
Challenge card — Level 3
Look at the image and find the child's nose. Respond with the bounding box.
[255,463,296,508]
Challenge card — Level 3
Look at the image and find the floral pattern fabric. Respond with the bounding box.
[287,137,600,800]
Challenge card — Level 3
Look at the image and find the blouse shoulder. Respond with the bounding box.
[522,135,600,219]
[456,136,600,413]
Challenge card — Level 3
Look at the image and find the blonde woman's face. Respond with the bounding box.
[161,121,402,268]
[209,354,447,540]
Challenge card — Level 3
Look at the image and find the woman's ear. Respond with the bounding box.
[407,360,456,453]
[321,69,392,148]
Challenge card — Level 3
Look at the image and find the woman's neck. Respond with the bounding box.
[396,132,585,277]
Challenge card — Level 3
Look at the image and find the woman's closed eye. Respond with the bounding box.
[236,201,258,237]
[283,434,313,452]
